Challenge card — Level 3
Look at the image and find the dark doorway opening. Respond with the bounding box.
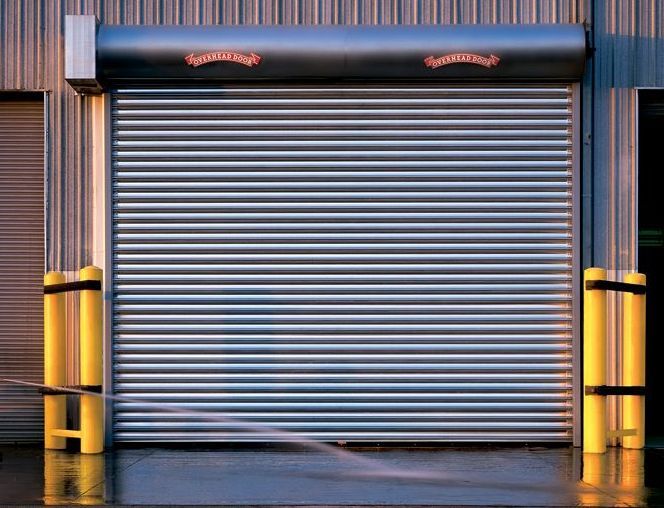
[638,90,664,445]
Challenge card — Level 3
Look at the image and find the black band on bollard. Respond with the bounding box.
[39,385,102,395]
[585,385,646,396]
[585,280,646,295]
[44,280,102,294]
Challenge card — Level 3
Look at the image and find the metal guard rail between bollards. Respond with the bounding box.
[44,279,102,294]
[584,385,646,396]
[585,279,646,295]
[43,266,104,454]
[39,385,102,395]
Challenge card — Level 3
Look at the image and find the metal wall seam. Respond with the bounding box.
[101,93,116,449]
[111,83,575,443]
[571,82,582,447]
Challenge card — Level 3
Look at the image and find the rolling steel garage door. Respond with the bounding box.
[111,84,576,442]
[0,95,44,443]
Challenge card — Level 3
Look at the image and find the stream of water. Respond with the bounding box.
[1,377,589,492]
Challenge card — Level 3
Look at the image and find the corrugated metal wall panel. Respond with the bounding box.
[111,84,575,442]
[0,97,44,443]
[0,1,43,90]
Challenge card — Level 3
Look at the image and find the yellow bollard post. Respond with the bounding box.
[79,266,103,454]
[622,272,646,449]
[44,272,67,450]
[584,267,607,453]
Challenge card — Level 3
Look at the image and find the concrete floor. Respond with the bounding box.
[1,445,664,506]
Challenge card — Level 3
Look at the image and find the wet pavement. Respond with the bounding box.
[1,445,664,506]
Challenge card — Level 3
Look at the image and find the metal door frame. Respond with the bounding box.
[571,81,582,447]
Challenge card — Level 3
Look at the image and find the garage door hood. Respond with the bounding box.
[65,16,587,93]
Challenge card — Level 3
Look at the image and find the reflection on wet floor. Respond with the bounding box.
[580,449,644,506]
[43,450,105,505]
[2,445,664,506]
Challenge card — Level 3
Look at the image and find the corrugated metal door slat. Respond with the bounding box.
[111,84,574,442]
[0,98,44,443]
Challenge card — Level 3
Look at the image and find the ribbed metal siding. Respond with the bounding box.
[0,97,44,443]
[111,84,575,442]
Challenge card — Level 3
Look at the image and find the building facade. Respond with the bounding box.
[1,0,661,446]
